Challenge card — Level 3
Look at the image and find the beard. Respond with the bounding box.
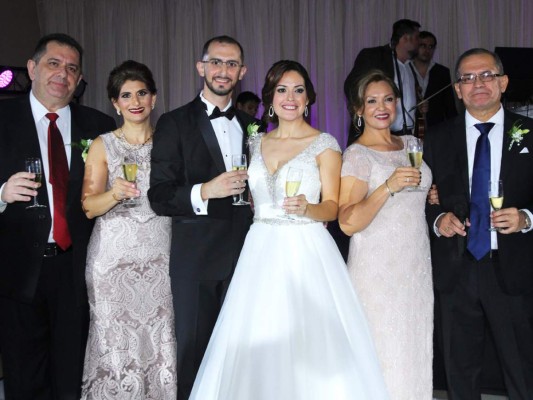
[205,77,236,96]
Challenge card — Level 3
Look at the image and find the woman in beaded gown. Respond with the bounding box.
[80,61,177,399]
[190,61,388,400]
[339,71,433,399]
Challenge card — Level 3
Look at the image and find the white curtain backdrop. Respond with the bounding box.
[37,0,533,147]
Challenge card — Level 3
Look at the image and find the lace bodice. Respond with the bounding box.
[248,132,341,223]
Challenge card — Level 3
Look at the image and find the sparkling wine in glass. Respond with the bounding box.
[284,167,303,219]
[232,154,250,206]
[122,153,139,207]
[406,136,424,191]
[25,158,46,209]
[489,180,504,231]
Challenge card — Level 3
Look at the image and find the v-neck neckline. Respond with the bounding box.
[260,133,321,176]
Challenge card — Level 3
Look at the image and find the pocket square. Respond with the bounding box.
[520,147,530,154]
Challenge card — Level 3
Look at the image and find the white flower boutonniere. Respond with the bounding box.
[508,121,529,151]
[71,138,94,162]
[246,122,261,139]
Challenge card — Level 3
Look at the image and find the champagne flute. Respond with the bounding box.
[284,167,303,219]
[25,158,46,209]
[406,136,424,191]
[232,154,250,206]
[122,153,139,207]
[488,180,504,231]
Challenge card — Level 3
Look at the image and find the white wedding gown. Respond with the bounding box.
[190,133,389,400]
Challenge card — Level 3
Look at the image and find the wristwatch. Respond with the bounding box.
[520,210,531,230]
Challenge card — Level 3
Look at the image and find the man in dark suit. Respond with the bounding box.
[0,34,115,400]
[425,48,533,399]
[149,35,256,400]
[410,31,457,128]
[344,19,420,139]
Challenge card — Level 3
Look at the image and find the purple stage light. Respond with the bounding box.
[0,69,14,88]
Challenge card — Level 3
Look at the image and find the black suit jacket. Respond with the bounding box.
[0,95,116,303]
[423,63,458,127]
[424,110,533,295]
[149,96,256,280]
[344,44,395,100]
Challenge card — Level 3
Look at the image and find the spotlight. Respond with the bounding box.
[0,66,31,95]
[0,68,14,88]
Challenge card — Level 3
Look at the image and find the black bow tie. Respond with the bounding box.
[209,106,236,120]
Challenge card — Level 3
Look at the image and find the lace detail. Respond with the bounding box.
[248,132,340,222]
[81,132,177,400]
[343,136,433,399]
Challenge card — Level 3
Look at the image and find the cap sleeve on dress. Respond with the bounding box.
[248,133,264,158]
[314,132,341,155]
[341,144,371,182]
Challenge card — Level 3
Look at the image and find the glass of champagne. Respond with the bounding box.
[232,154,250,206]
[284,167,303,219]
[489,180,504,231]
[406,136,424,191]
[122,153,139,207]
[25,158,46,209]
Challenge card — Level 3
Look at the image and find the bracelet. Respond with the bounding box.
[385,179,394,197]
[112,191,121,202]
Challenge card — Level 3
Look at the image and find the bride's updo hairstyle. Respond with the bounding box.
[261,60,316,124]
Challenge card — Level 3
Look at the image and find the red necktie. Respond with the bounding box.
[46,113,72,250]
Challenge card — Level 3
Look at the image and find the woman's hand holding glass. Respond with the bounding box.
[386,167,421,195]
[111,176,140,203]
[283,167,306,217]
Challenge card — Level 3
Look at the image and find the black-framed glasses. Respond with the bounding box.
[457,71,504,84]
[201,59,243,70]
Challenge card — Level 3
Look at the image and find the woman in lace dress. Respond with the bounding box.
[190,61,388,400]
[339,70,433,399]
[80,61,177,399]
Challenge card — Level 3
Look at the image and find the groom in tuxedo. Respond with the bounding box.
[424,48,533,399]
[149,35,256,399]
[0,33,115,399]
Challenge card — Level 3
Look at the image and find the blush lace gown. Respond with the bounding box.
[81,132,177,400]
[190,133,389,400]
[342,136,433,400]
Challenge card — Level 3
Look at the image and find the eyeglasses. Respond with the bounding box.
[457,71,504,84]
[201,59,243,70]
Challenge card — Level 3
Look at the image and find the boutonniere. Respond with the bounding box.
[70,138,93,162]
[246,122,261,140]
[507,120,530,151]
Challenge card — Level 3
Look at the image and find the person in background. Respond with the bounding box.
[339,70,433,399]
[236,90,261,117]
[344,19,420,138]
[410,30,457,128]
[190,60,389,400]
[0,33,115,399]
[149,35,257,400]
[80,60,177,399]
[424,48,533,399]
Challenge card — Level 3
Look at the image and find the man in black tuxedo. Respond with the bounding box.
[0,34,115,400]
[425,48,533,399]
[410,31,457,127]
[149,35,256,400]
[344,19,420,140]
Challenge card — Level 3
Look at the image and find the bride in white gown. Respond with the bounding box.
[190,60,389,400]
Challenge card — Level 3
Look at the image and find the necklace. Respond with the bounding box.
[118,127,153,148]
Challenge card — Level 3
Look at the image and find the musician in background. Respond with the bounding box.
[410,31,457,128]
[344,19,420,138]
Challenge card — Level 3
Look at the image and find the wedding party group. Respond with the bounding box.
[0,18,532,400]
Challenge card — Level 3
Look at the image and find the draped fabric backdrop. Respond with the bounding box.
[37,0,533,147]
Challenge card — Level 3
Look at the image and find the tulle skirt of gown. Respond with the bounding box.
[190,221,389,400]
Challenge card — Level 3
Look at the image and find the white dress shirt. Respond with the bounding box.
[392,56,417,132]
[190,92,244,215]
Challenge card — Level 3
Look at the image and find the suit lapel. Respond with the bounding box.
[499,112,514,182]
[454,117,470,200]
[235,110,250,155]
[194,98,227,174]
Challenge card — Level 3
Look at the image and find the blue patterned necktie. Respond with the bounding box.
[467,122,494,260]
